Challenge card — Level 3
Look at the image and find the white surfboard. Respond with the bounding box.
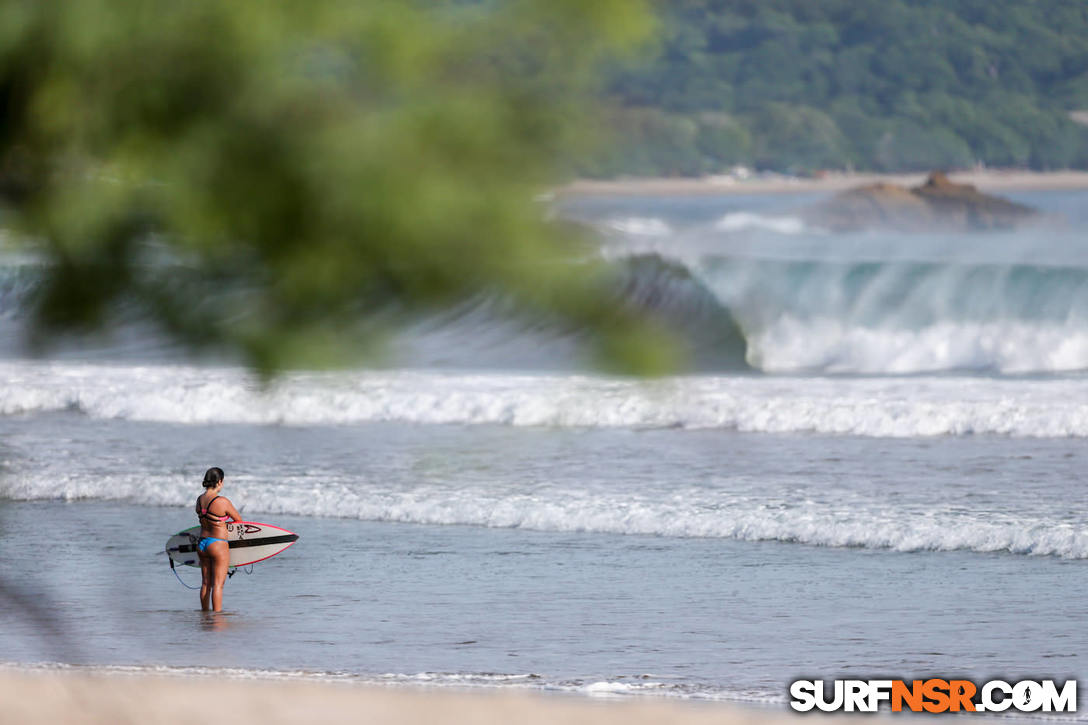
[165,521,299,568]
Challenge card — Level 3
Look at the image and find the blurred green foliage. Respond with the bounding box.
[580,0,1088,176]
[0,0,680,375]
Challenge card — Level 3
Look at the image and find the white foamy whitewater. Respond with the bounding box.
[5,361,1088,437]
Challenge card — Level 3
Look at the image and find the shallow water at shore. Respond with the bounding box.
[2,495,1085,706]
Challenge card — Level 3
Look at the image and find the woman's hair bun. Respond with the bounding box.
[202,467,225,488]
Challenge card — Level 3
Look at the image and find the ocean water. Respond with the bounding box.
[2,189,1088,711]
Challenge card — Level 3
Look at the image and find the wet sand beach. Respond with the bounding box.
[0,668,803,725]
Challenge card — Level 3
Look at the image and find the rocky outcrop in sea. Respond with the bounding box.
[807,172,1037,232]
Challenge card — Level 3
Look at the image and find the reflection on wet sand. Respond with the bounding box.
[199,611,236,633]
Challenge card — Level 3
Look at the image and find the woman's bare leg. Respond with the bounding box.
[211,542,230,612]
[198,551,213,611]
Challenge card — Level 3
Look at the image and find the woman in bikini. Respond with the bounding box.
[195,467,244,612]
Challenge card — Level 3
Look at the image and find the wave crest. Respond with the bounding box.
[11,240,1088,375]
[6,362,1088,437]
[5,468,1086,558]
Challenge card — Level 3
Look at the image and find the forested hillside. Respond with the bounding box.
[581,0,1088,176]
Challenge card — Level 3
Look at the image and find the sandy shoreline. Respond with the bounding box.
[560,170,1088,196]
[0,668,812,725]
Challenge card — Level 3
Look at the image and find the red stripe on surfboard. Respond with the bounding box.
[216,521,298,566]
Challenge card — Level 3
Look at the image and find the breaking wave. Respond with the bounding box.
[4,461,1087,558]
[9,218,1088,375]
[5,361,1088,437]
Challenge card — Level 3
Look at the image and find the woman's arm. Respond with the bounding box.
[223,498,244,523]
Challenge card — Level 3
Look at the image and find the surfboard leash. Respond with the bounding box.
[169,558,252,589]
[226,565,254,579]
[169,556,201,590]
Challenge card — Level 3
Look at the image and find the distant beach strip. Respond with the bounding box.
[560,170,1088,196]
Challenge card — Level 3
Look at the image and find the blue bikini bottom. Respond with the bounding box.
[198,537,227,552]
